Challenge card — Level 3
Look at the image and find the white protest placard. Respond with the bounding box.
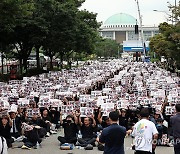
[100,103,114,116]
[9,104,18,113]
[80,107,94,117]
[17,99,29,107]
[27,108,40,117]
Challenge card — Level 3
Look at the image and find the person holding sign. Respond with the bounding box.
[0,114,13,148]
[58,112,78,145]
[78,114,97,147]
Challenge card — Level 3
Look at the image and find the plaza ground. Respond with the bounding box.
[8,129,174,154]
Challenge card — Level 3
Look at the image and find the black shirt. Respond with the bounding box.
[81,124,95,139]
[62,121,78,139]
[119,116,128,130]
[101,121,109,128]
[0,122,11,139]
[170,113,180,139]
[99,123,126,154]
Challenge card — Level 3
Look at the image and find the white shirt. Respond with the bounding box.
[10,119,18,133]
[0,137,8,154]
[132,119,158,152]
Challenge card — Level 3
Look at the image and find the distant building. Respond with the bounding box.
[99,13,159,53]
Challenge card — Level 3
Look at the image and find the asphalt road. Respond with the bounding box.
[8,129,174,154]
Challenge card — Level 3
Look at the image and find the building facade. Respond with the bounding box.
[99,13,159,52]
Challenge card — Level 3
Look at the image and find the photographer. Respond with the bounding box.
[57,112,78,145]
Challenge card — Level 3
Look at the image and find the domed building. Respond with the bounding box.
[99,13,159,52]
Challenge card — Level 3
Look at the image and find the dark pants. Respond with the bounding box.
[135,151,152,154]
[10,132,20,139]
[23,139,37,148]
[45,123,51,133]
[174,142,180,154]
[58,136,77,144]
[5,137,14,148]
[78,138,96,146]
[24,128,42,147]
[38,128,47,138]
[135,148,155,154]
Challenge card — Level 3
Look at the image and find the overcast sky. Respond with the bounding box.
[80,0,176,26]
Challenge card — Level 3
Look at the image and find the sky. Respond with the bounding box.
[80,0,176,26]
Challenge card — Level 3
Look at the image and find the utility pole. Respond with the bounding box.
[135,0,146,60]
[175,0,177,24]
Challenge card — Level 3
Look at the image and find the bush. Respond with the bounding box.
[25,68,49,77]
[0,74,10,82]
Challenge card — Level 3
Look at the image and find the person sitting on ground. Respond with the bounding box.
[58,113,78,145]
[21,122,42,149]
[49,107,60,129]
[41,109,52,136]
[0,114,13,148]
[97,108,111,129]
[9,111,22,139]
[78,115,97,147]
[29,114,47,138]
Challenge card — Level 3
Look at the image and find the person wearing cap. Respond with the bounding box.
[0,114,13,148]
[170,104,180,154]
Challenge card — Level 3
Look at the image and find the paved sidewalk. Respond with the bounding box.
[8,130,174,154]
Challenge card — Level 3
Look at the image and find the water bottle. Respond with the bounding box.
[78,130,82,139]
[36,142,40,149]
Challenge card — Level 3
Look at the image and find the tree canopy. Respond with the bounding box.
[0,0,100,74]
[149,2,180,71]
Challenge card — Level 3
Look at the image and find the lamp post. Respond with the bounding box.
[174,0,177,24]
[153,10,172,24]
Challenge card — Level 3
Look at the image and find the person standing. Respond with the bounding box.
[132,108,158,154]
[97,111,126,154]
[170,104,180,154]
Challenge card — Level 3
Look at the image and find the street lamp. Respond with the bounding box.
[153,9,173,24]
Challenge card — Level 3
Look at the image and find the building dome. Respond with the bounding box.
[104,13,136,25]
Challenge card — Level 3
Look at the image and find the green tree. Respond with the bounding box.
[94,38,121,58]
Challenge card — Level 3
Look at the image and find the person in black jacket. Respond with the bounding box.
[78,115,97,147]
[29,114,47,138]
[58,114,78,145]
[119,109,128,130]
[9,112,22,139]
[0,115,13,148]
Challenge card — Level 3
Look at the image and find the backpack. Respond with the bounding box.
[60,143,73,150]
